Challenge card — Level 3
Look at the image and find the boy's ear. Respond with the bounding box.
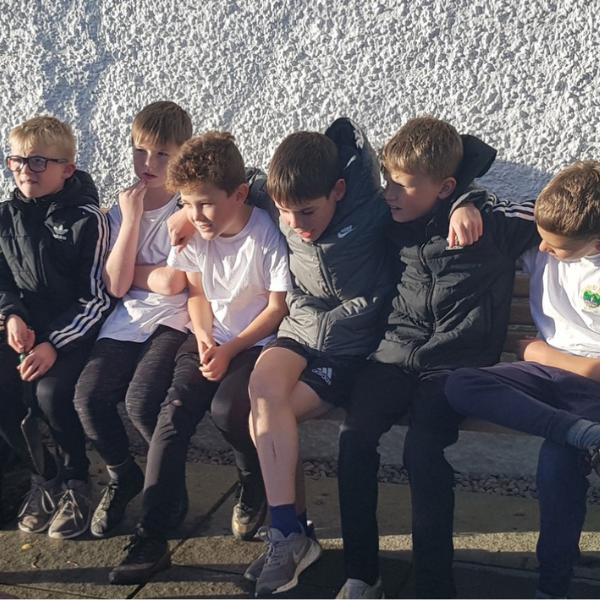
[235,183,249,203]
[332,178,346,202]
[438,177,457,200]
[594,239,600,254]
[62,162,76,179]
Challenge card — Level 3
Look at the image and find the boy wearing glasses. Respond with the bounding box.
[0,115,112,538]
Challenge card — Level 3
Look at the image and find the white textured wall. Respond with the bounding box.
[0,0,598,205]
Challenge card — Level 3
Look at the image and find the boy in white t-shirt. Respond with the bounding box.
[108,131,292,585]
[445,161,600,599]
[74,102,192,538]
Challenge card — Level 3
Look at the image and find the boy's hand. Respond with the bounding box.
[199,345,232,382]
[448,204,483,248]
[19,342,57,382]
[195,332,216,365]
[167,209,196,253]
[119,180,146,224]
[518,336,549,362]
[6,315,35,354]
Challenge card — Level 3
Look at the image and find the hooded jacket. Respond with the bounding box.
[371,135,540,370]
[0,170,113,354]
[276,117,393,356]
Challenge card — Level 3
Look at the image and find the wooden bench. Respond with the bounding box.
[319,270,536,435]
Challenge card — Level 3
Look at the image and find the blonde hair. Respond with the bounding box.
[131,101,193,148]
[535,160,600,240]
[9,116,76,162]
[166,131,245,196]
[381,116,463,181]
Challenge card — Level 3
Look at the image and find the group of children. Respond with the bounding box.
[0,101,599,600]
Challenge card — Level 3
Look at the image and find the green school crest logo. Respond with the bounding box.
[583,287,600,308]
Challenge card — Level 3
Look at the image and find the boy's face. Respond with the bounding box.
[133,139,181,189]
[275,179,346,244]
[9,143,75,199]
[383,170,455,223]
[538,226,600,261]
[181,182,249,240]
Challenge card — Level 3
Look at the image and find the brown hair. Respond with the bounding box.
[267,131,341,207]
[131,101,193,148]
[9,116,76,162]
[535,160,600,239]
[166,131,245,195]
[381,116,463,182]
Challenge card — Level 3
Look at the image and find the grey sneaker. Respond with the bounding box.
[48,479,93,539]
[335,577,385,599]
[245,521,317,583]
[18,474,63,533]
[254,526,323,595]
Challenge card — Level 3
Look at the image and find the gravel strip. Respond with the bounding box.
[182,445,600,506]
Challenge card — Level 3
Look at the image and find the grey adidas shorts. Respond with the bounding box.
[261,337,365,407]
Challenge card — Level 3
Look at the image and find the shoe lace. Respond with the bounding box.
[99,482,118,511]
[121,533,158,565]
[55,486,90,526]
[18,481,56,518]
[260,531,290,569]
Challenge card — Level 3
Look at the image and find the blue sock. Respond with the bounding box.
[269,504,300,537]
[296,510,308,533]
[566,419,600,450]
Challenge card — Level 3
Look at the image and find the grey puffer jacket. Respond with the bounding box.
[277,117,393,357]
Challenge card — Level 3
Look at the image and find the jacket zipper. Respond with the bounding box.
[315,245,336,349]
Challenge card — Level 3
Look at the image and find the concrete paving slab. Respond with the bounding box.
[0,453,237,599]
[135,564,252,598]
[0,583,85,599]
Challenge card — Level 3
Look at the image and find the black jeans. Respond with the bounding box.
[74,326,187,466]
[338,361,461,598]
[140,334,262,537]
[0,340,93,481]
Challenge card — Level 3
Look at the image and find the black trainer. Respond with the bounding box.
[231,479,267,541]
[108,527,171,585]
[91,461,144,538]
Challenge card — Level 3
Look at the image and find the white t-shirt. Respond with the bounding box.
[521,247,600,358]
[98,195,190,343]
[167,206,292,346]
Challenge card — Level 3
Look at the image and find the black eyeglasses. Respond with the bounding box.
[6,155,69,173]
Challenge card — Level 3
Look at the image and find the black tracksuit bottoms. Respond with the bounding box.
[0,339,93,481]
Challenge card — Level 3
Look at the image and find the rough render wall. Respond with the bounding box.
[0,0,598,205]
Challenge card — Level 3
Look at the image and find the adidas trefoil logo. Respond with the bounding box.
[52,223,69,240]
[311,367,332,385]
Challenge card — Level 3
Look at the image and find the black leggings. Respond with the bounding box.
[74,326,187,466]
[141,334,262,536]
[0,340,93,481]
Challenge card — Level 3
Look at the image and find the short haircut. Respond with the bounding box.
[166,131,245,196]
[535,160,600,240]
[381,116,463,182]
[132,101,193,148]
[9,116,76,162]
[267,131,341,207]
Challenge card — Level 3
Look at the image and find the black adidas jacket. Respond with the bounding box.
[0,170,113,354]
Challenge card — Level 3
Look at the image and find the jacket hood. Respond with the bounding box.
[451,134,497,201]
[324,117,382,224]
